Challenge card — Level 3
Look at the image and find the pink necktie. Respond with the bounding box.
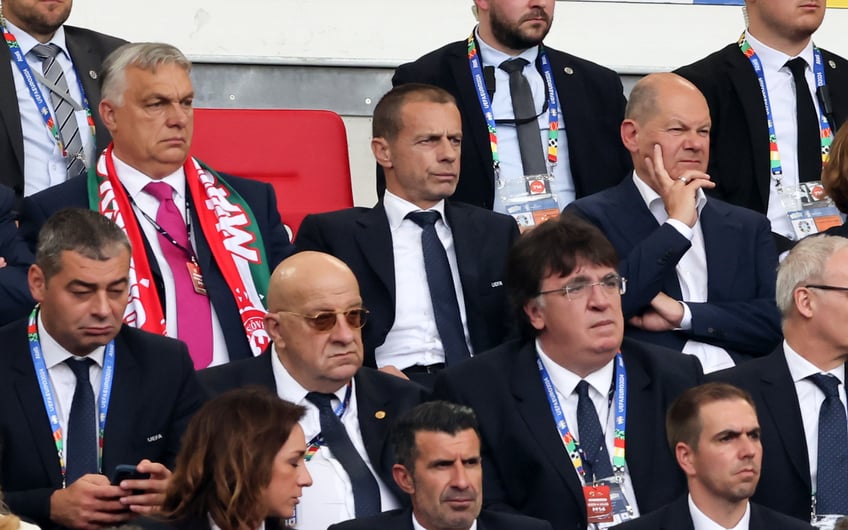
[144,182,213,369]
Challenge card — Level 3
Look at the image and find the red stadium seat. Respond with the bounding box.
[192,108,354,237]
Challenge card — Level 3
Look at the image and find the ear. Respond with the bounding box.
[392,463,415,495]
[620,120,639,153]
[794,286,815,319]
[675,441,697,478]
[28,264,47,303]
[372,137,393,169]
[263,312,284,344]
[524,298,546,332]
[99,99,117,133]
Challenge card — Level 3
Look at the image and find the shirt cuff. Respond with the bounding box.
[678,301,692,330]
[665,219,694,240]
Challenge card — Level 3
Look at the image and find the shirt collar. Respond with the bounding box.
[745,29,816,75]
[474,25,539,68]
[632,171,707,222]
[37,311,106,369]
[783,339,846,384]
[270,346,351,405]
[383,189,449,232]
[4,19,69,59]
[113,154,187,204]
[535,338,616,398]
[688,494,750,530]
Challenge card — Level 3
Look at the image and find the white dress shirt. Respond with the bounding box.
[632,173,735,373]
[271,351,400,529]
[476,29,575,213]
[114,155,229,365]
[6,21,96,196]
[689,494,751,530]
[744,31,821,241]
[375,190,472,369]
[783,340,848,493]
[536,340,641,519]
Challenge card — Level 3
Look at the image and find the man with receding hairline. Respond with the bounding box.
[566,73,781,372]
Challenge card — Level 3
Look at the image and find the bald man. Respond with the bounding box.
[198,251,426,529]
[565,73,781,372]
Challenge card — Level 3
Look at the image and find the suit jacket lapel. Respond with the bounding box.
[620,349,659,509]
[548,52,590,191]
[354,372,401,497]
[446,201,481,318]
[250,350,278,391]
[355,204,395,305]
[102,328,141,474]
[449,42,495,186]
[510,342,586,516]
[661,496,695,530]
[700,202,737,301]
[64,30,109,153]
[0,39,25,185]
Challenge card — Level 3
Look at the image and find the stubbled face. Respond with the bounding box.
[262,424,312,519]
[746,0,825,49]
[480,0,554,53]
[2,0,72,41]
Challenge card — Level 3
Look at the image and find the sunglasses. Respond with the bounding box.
[278,308,370,332]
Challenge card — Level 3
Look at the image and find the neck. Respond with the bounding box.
[747,26,811,57]
[690,490,747,529]
[2,12,57,43]
[784,323,848,372]
[538,336,614,378]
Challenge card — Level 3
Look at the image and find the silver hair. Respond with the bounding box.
[776,235,848,316]
[100,42,191,105]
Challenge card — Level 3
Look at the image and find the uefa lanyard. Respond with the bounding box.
[538,353,627,479]
[304,383,353,462]
[738,34,832,190]
[466,33,560,186]
[127,190,199,263]
[27,306,115,487]
[2,25,95,158]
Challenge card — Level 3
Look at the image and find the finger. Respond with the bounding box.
[121,492,163,507]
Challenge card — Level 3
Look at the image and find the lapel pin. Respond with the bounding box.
[89,70,97,80]
[375,410,386,420]
[829,60,837,69]
[564,67,574,75]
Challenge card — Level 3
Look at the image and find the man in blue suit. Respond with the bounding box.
[565,73,781,372]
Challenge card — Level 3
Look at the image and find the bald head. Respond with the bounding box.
[267,251,359,311]
[625,73,705,124]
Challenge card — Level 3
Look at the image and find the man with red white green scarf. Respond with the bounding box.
[20,42,294,369]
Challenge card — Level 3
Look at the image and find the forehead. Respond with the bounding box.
[398,100,461,135]
[545,261,617,283]
[414,429,480,458]
[52,249,130,282]
[823,248,848,278]
[698,399,758,435]
[285,270,361,310]
[123,63,193,95]
[645,87,710,126]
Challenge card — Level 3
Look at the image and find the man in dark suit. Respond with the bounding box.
[199,251,426,529]
[297,84,518,386]
[566,73,781,372]
[386,0,630,213]
[614,383,813,530]
[0,0,125,200]
[328,401,552,530]
[675,0,848,251]
[432,215,703,530]
[709,234,848,523]
[20,42,293,368]
[0,209,205,530]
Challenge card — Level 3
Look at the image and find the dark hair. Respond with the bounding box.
[159,387,306,530]
[666,382,756,451]
[372,83,457,140]
[391,401,479,471]
[506,213,619,337]
[36,208,131,281]
[823,122,848,214]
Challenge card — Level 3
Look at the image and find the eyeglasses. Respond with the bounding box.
[537,274,627,301]
[278,308,370,332]
[805,284,848,294]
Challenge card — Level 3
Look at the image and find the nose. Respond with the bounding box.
[299,463,313,487]
[330,312,357,344]
[450,462,471,490]
[739,434,760,459]
[682,130,706,151]
[90,290,111,319]
[437,137,459,163]
[586,282,613,310]
[166,102,191,127]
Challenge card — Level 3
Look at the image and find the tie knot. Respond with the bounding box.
[31,43,62,61]
[144,181,175,203]
[576,380,592,399]
[499,58,530,74]
[406,210,441,228]
[809,373,841,398]
[306,391,336,411]
[786,57,808,80]
[65,357,95,383]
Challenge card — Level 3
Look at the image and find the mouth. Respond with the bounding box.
[82,325,115,336]
[591,319,615,329]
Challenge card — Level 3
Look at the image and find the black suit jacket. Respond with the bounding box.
[676,44,848,214]
[431,337,703,530]
[387,39,631,209]
[19,171,294,362]
[198,351,427,502]
[137,514,286,530]
[0,25,126,201]
[0,184,36,323]
[707,346,818,522]
[0,320,206,530]
[613,495,814,529]
[328,507,553,530]
[295,201,519,367]
[565,177,782,359]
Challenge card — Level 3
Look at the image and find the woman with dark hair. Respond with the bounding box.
[143,387,312,530]
[822,123,848,238]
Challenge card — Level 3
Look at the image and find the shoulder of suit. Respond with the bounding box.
[63,25,128,49]
[675,42,741,86]
[477,509,555,528]
[447,199,515,224]
[750,502,816,528]
[301,207,374,225]
[543,45,621,80]
[705,196,770,227]
[355,366,428,396]
[621,336,702,380]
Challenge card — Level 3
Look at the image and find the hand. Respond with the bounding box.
[0,257,7,269]
[378,365,409,380]
[50,474,130,530]
[628,292,684,331]
[119,459,172,515]
[643,144,715,227]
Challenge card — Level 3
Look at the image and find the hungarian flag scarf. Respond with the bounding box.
[87,145,271,355]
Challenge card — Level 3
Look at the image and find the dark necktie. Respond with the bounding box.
[405,211,470,365]
[576,380,614,482]
[30,43,86,178]
[305,392,381,517]
[144,182,213,369]
[65,358,97,484]
[808,373,848,515]
[786,58,821,183]
[499,58,547,177]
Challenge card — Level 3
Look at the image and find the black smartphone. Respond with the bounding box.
[109,464,150,494]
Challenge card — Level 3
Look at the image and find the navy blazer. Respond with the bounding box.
[328,507,553,530]
[198,351,428,503]
[386,39,631,210]
[708,346,820,522]
[0,184,36,324]
[613,495,814,529]
[0,320,206,530]
[676,44,848,214]
[0,25,126,202]
[431,337,703,530]
[19,171,294,362]
[565,177,782,359]
[295,200,519,367]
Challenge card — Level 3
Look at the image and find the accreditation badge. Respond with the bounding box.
[779,182,844,240]
[587,476,635,529]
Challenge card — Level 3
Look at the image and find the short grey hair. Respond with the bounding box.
[100,42,192,105]
[776,235,848,316]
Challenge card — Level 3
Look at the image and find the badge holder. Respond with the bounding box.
[810,514,841,529]
[584,474,635,529]
[501,173,561,232]
[778,181,844,240]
